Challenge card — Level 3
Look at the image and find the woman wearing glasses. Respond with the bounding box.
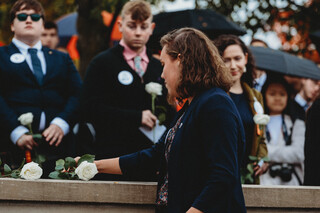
[88,28,246,213]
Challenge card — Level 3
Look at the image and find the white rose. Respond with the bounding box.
[145,82,162,96]
[18,113,33,126]
[253,114,270,125]
[75,161,98,181]
[20,162,43,180]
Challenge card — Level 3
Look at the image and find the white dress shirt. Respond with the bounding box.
[294,93,311,111]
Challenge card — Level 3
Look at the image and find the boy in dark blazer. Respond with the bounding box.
[0,0,82,176]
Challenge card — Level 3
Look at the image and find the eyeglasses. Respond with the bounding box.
[16,13,43,22]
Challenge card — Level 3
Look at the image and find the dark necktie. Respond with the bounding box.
[28,48,43,85]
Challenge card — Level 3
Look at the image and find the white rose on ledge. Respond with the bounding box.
[145,82,162,96]
[75,161,98,181]
[253,114,270,125]
[20,162,43,180]
[18,113,33,126]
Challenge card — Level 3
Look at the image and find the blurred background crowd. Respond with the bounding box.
[0,0,320,187]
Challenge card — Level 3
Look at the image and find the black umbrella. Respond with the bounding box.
[249,46,320,80]
[153,9,245,37]
[148,9,246,50]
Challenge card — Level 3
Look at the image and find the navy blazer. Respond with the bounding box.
[120,87,247,212]
[0,43,81,146]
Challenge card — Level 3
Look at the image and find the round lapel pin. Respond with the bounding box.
[118,70,133,85]
[10,53,25,63]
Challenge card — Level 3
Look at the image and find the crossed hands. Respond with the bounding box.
[16,124,64,150]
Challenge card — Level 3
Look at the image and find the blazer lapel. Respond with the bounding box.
[8,43,39,84]
[169,92,203,154]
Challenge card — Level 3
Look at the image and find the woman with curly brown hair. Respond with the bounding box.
[214,35,268,183]
[88,28,246,212]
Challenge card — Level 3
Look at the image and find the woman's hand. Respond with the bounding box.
[186,207,203,213]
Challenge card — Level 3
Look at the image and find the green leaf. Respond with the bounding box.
[0,157,2,166]
[247,163,254,174]
[4,164,12,175]
[157,113,166,125]
[245,173,254,183]
[55,165,64,171]
[65,157,76,169]
[49,171,61,179]
[262,157,270,162]
[37,154,46,165]
[56,159,65,166]
[248,155,258,161]
[78,154,95,165]
[11,170,20,178]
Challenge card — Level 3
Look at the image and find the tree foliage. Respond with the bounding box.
[0,0,77,44]
[1,0,319,74]
[193,0,320,61]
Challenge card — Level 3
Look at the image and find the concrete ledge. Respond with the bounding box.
[0,178,157,204]
[244,185,320,208]
[1,178,320,212]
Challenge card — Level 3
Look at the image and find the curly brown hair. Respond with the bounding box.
[160,28,232,103]
[213,34,256,87]
[10,0,45,24]
[121,0,152,22]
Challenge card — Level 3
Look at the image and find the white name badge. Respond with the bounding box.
[10,53,25,63]
[254,100,264,114]
[118,70,133,85]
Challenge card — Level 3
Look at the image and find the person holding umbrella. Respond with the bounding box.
[214,35,269,183]
[250,38,268,92]
[289,78,320,122]
[83,28,246,213]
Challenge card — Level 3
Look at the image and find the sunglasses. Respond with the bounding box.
[16,13,42,22]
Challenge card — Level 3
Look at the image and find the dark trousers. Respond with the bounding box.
[155,205,167,213]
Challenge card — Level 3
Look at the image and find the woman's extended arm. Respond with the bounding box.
[94,158,122,175]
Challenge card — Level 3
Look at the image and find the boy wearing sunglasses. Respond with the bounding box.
[0,0,82,177]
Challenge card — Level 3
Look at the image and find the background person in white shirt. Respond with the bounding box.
[260,76,305,185]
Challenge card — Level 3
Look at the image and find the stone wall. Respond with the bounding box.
[0,179,319,212]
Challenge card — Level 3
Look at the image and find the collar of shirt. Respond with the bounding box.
[119,39,149,72]
[12,38,46,74]
[295,93,309,109]
[12,38,42,55]
[255,73,267,86]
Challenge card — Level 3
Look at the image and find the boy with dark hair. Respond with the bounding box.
[41,21,59,49]
[81,0,174,180]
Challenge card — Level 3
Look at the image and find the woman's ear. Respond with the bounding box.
[177,54,181,65]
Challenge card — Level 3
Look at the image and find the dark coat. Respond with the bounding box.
[81,44,174,160]
[0,43,82,163]
[120,87,247,213]
[304,98,320,186]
